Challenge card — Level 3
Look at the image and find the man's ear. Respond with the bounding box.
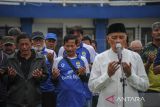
[31,40,34,44]
[106,36,110,44]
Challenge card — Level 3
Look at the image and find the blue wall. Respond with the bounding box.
[1,4,160,52]
[20,18,33,36]
[94,19,108,52]
[0,4,160,18]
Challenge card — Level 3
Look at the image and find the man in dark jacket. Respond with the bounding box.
[0,50,8,107]
[6,33,48,107]
[31,31,57,107]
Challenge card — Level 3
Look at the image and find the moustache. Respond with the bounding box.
[66,51,73,53]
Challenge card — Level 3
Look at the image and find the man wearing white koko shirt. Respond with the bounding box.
[88,23,149,107]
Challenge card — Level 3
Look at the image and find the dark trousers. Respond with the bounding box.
[7,104,41,107]
[0,101,6,107]
[92,95,99,107]
[42,91,56,107]
[142,90,160,107]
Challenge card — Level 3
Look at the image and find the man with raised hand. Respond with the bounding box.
[88,23,149,107]
[31,31,57,107]
[6,33,48,107]
[52,34,90,107]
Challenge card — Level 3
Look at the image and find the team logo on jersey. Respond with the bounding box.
[61,63,65,68]
[82,51,86,57]
[76,61,81,68]
[67,70,73,74]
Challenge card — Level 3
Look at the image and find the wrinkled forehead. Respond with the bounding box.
[108,32,127,38]
[18,38,31,44]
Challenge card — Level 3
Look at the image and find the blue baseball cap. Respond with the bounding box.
[45,33,57,41]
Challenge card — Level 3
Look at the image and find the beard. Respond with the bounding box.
[5,49,14,55]
[32,46,43,52]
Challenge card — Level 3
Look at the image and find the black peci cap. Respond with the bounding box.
[107,23,126,35]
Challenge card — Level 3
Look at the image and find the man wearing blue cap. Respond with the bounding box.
[45,33,57,52]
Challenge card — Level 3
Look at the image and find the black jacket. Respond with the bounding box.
[7,50,48,106]
[0,51,8,102]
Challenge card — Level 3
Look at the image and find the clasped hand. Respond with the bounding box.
[32,68,44,78]
[108,61,131,78]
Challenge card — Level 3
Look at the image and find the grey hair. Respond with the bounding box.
[152,22,160,30]
[130,40,142,47]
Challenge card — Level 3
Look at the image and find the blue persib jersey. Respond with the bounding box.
[39,47,57,92]
[76,43,91,63]
[58,42,96,64]
[53,56,90,107]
